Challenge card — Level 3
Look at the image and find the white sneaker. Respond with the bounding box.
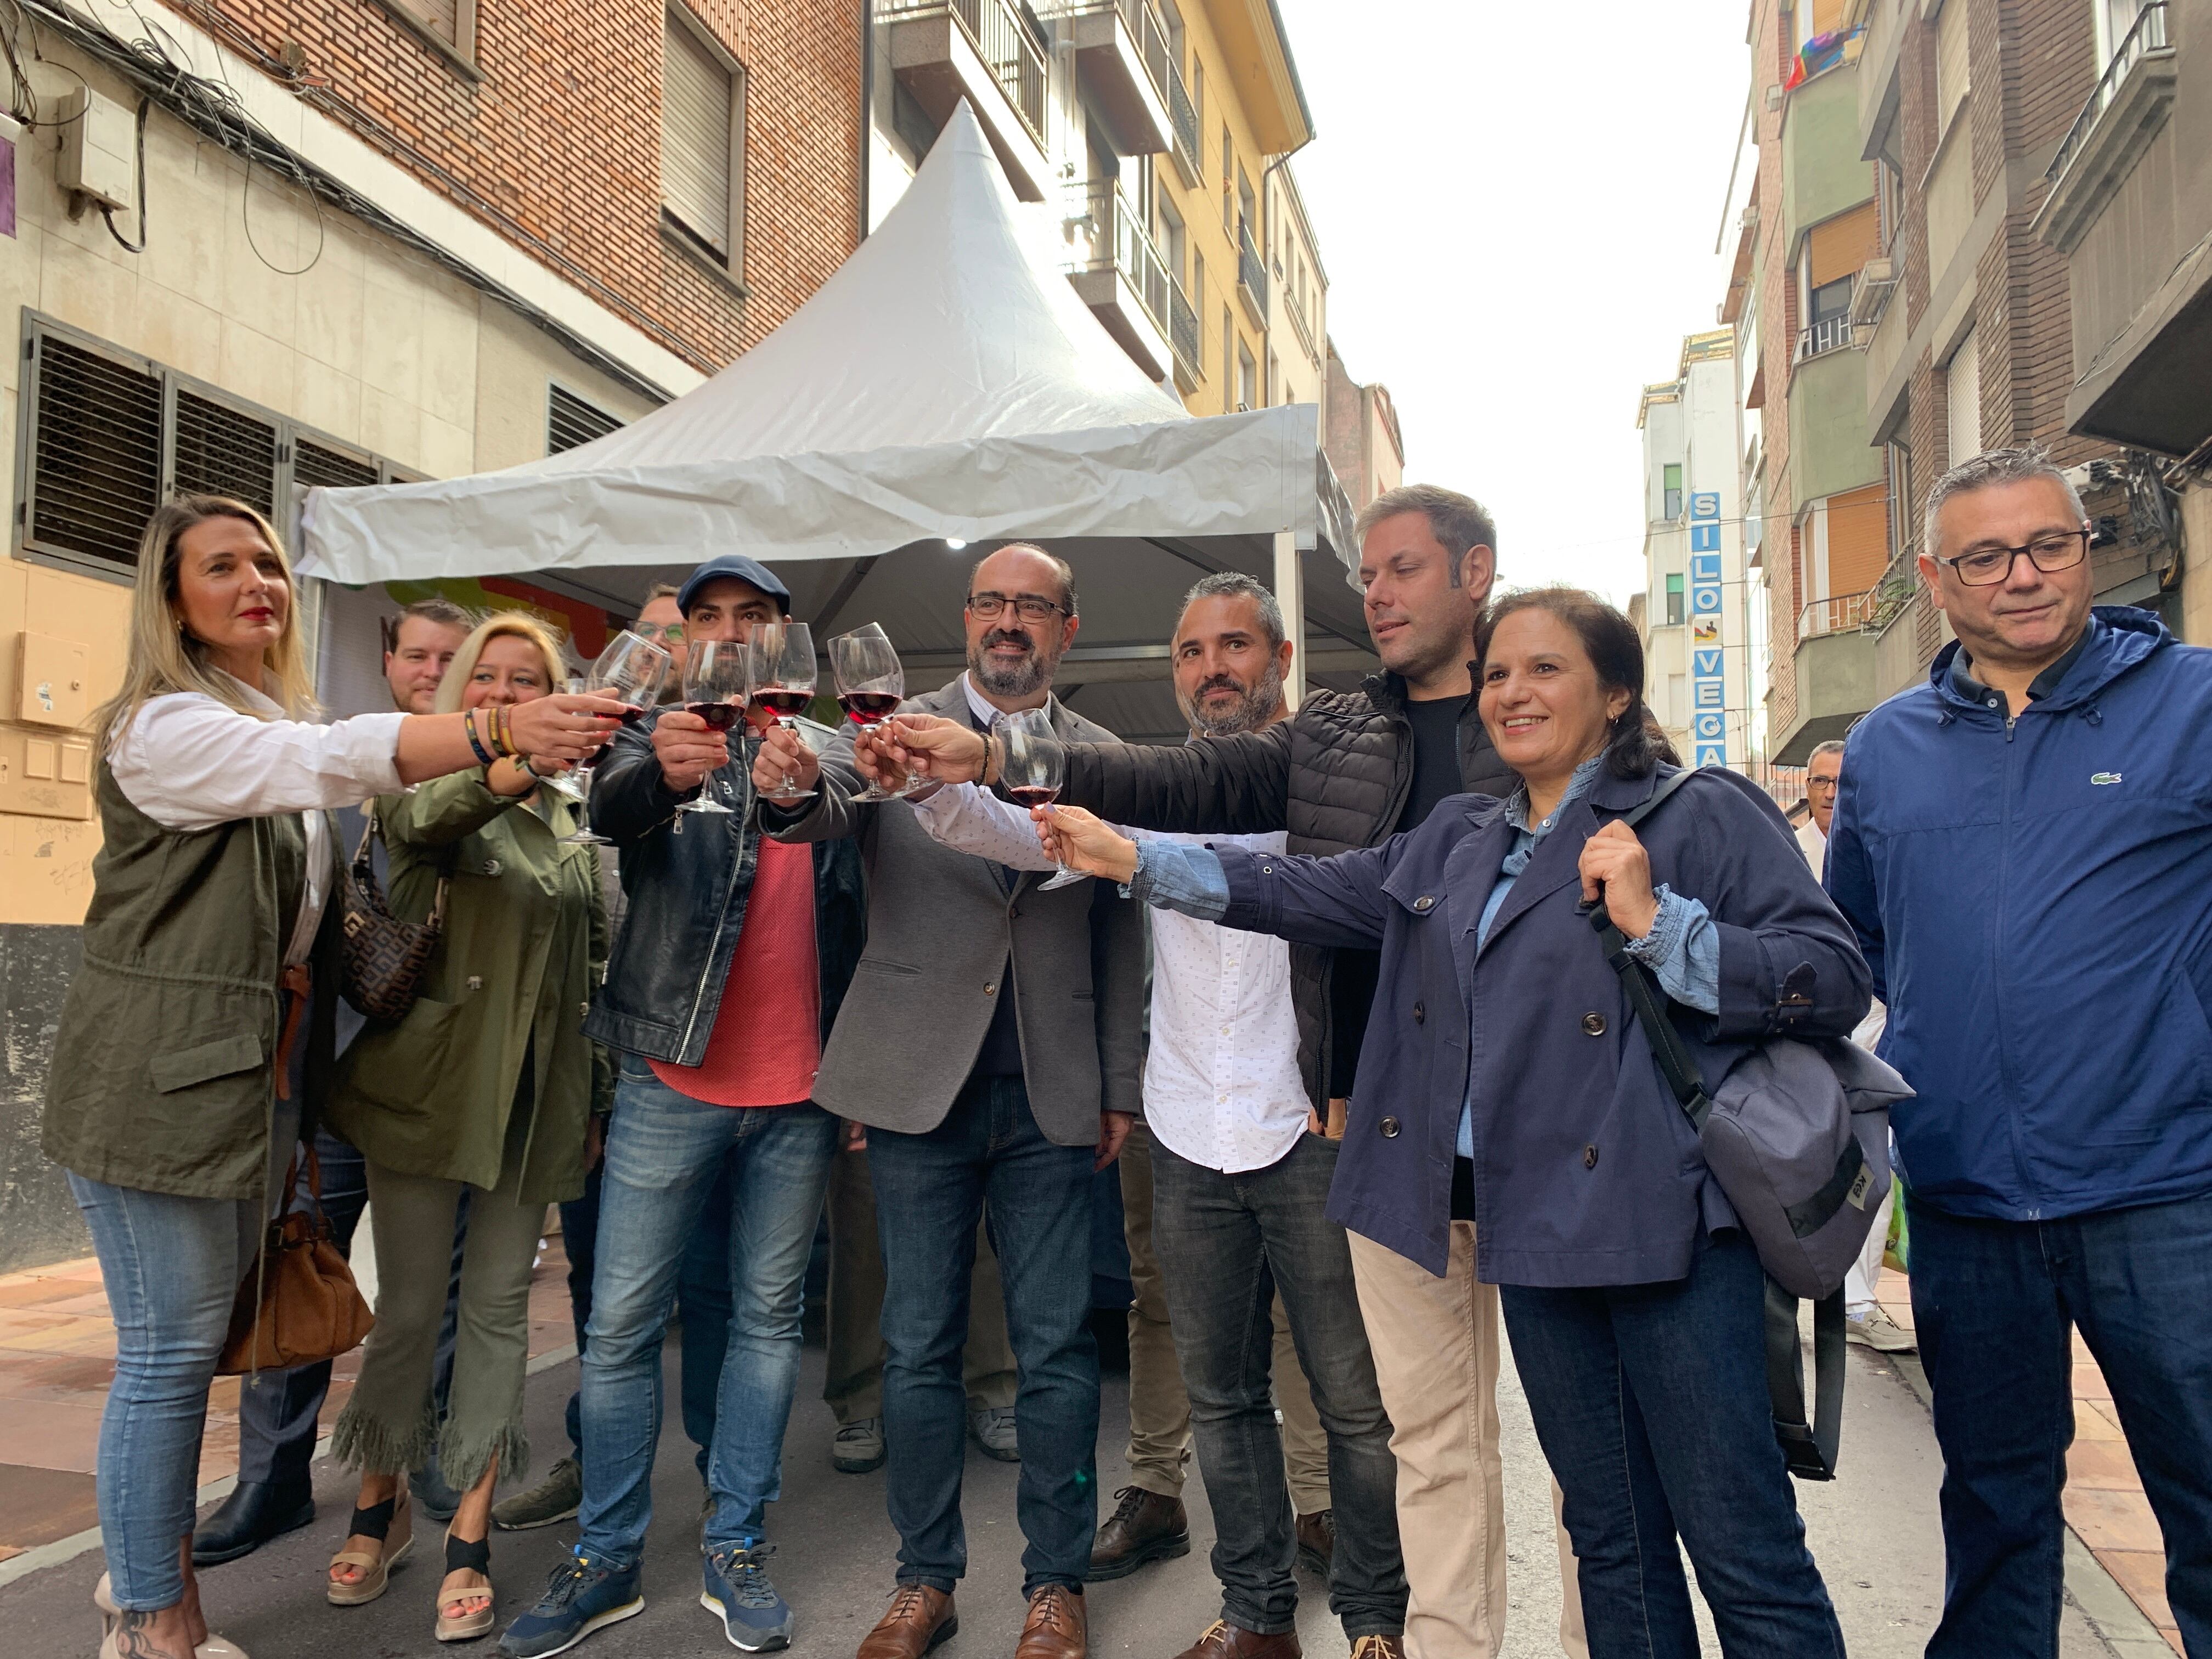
[1846,1305,1916,1353]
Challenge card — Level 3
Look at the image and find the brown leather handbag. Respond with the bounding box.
[338,804,448,1020]
[217,1147,375,1375]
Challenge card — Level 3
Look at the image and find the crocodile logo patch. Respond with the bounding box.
[2090,772,2122,786]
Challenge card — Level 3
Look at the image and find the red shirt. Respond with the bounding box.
[650,836,821,1107]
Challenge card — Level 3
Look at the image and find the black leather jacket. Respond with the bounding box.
[584,710,866,1067]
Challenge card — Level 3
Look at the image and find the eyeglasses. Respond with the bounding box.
[968,592,1067,624]
[645,622,686,644]
[1938,529,2089,587]
[1806,776,1841,793]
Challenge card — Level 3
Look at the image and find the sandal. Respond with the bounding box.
[327,1488,414,1606]
[435,1528,495,1643]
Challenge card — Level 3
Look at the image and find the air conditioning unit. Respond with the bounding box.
[57,88,136,212]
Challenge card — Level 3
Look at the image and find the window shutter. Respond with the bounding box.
[294,439,380,490]
[1935,0,1970,141]
[173,390,279,515]
[662,13,733,256]
[549,385,624,454]
[1945,329,1981,466]
[28,337,163,567]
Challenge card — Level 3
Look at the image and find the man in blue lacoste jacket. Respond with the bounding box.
[1827,447,2212,1659]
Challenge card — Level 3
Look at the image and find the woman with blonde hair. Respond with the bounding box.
[44,501,625,1659]
[321,612,609,1642]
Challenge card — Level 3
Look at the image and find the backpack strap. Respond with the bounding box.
[1767,1280,1847,1481]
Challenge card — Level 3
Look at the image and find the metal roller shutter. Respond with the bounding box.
[662,12,733,256]
[26,336,162,567]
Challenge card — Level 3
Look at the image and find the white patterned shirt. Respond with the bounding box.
[909,782,1313,1172]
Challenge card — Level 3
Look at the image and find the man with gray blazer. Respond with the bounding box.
[755,543,1146,1659]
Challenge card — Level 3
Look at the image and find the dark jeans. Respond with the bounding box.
[559,1152,736,1480]
[1150,1132,1407,1639]
[1910,1190,2212,1659]
[234,1128,463,1486]
[868,1073,1099,1596]
[1502,1229,1842,1659]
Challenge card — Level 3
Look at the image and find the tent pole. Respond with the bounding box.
[1273,529,1305,711]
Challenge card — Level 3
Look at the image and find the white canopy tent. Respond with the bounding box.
[297,101,1373,740]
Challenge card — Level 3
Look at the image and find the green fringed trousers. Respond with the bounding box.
[332,1114,548,1493]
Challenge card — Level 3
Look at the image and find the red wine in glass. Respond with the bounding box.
[580,705,646,769]
[689,701,741,732]
[1007,785,1060,810]
[839,691,901,726]
[752,689,811,721]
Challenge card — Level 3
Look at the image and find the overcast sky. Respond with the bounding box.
[1275,0,1755,608]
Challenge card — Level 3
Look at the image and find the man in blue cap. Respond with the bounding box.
[501,556,868,1658]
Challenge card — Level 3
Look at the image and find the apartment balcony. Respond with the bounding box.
[1166,57,1201,187]
[1787,339,1883,506]
[1235,219,1268,331]
[2037,2,2174,253]
[887,0,1052,202]
[1167,272,1201,394]
[1772,590,1880,765]
[1065,183,1174,381]
[1043,0,1171,157]
[1792,315,1855,363]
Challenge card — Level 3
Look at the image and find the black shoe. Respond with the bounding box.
[193,1477,316,1566]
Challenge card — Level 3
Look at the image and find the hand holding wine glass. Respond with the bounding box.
[560,629,670,846]
[672,639,746,822]
[881,714,988,783]
[996,708,1085,889]
[751,724,821,799]
[746,620,818,802]
[828,624,924,802]
[1031,801,1140,885]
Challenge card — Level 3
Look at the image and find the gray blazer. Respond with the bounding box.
[764,677,1148,1148]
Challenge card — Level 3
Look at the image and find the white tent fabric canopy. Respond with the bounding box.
[297,101,1336,584]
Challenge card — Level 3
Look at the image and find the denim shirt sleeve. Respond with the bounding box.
[1123,837,1231,921]
[1621,885,1720,1013]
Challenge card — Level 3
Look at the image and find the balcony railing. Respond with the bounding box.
[1116,0,1171,101]
[1793,314,1854,362]
[1237,219,1268,313]
[887,0,1048,144]
[2047,1,2168,187]
[1160,59,1199,184]
[1798,587,1879,642]
[1069,183,1171,334]
[1168,273,1200,379]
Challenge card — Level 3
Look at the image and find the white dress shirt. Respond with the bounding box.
[909,781,1313,1172]
[109,676,407,964]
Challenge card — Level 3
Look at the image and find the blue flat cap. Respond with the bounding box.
[677,554,791,616]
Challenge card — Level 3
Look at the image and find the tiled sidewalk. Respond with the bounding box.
[1871,1274,2183,1655]
[0,1223,577,1570]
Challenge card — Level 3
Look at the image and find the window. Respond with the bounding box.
[1808,273,1854,325]
[18,315,413,577]
[662,5,746,268]
[1934,0,1970,142]
[1945,328,1981,465]
[1221,307,1234,411]
[376,0,476,67]
[1663,463,1684,521]
[1237,341,1257,412]
[1221,127,1233,229]
[549,385,625,455]
[1160,196,1187,289]
[1666,572,1686,626]
[1192,247,1206,312]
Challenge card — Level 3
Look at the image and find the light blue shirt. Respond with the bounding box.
[1125,760,1721,1158]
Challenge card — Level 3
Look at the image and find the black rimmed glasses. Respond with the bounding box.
[1938,529,2090,587]
[967,592,1068,624]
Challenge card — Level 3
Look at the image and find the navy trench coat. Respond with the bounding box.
[1208,764,1871,1286]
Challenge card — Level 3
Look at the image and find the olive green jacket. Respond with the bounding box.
[44,763,337,1200]
[324,771,606,1205]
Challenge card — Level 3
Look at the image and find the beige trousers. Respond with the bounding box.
[1120,1121,1330,1511]
[1348,1224,1587,1659]
[823,1146,1016,1420]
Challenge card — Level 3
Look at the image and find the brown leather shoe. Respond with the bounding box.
[857,1583,958,1659]
[1085,1486,1190,1581]
[1294,1509,1334,1579]
[1348,1635,1404,1659]
[1014,1584,1086,1659]
[1171,1620,1302,1659]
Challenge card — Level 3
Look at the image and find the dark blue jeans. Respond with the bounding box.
[559,1153,734,1479]
[868,1073,1099,1596]
[1150,1132,1406,1639]
[1909,1190,2212,1659]
[1502,1230,1842,1659]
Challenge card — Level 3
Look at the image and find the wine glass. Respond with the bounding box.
[746,619,817,803]
[828,624,921,803]
[541,673,590,806]
[560,630,671,846]
[673,639,746,826]
[997,707,1085,889]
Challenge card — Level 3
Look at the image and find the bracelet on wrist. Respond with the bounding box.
[464,709,497,768]
[493,706,517,758]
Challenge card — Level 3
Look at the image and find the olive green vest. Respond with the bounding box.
[43,759,309,1200]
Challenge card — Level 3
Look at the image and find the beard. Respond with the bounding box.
[1180,659,1286,738]
[968,628,1052,698]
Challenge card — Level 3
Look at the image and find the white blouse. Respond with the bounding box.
[109,676,408,965]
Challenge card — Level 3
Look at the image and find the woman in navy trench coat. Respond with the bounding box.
[1041,589,1870,1659]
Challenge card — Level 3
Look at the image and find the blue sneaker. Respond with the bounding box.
[498,1545,645,1658]
[702,1540,795,1651]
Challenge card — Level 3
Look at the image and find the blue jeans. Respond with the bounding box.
[576,1060,837,1565]
[560,1152,735,1480]
[1910,1190,2212,1658]
[868,1073,1099,1596]
[67,1173,263,1610]
[1501,1230,1842,1658]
